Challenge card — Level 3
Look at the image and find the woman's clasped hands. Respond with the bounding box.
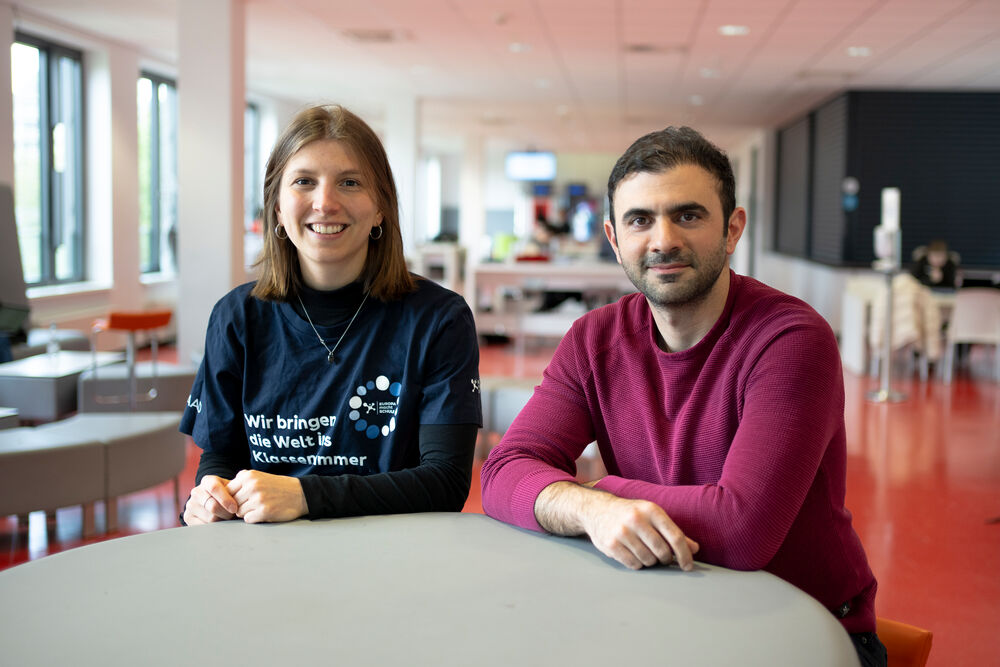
[183,471,308,525]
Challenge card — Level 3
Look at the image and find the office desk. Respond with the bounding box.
[0,513,858,666]
[471,261,635,338]
[0,350,123,421]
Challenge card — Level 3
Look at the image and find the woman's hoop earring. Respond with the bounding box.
[369,225,384,240]
[275,224,288,240]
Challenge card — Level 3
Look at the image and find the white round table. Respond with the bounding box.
[0,513,859,665]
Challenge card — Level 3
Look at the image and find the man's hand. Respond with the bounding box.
[227,470,308,524]
[183,475,238,525]
[535,481,699,571]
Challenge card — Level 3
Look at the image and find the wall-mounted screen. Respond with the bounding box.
[505,151,556,181]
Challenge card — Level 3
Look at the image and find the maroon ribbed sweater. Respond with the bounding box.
[481,272,876,633]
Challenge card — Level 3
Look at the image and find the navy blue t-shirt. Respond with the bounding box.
[180,279,482,483]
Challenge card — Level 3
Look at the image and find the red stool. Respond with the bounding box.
[91,310,173,410]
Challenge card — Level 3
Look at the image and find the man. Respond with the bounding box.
[481,127,885,666]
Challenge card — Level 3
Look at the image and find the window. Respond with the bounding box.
[137,72,178,275]
[11,34,85,286]
[243,103,264,268]
[244,102,262,227]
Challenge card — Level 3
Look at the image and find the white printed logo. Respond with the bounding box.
[348,374,401,440]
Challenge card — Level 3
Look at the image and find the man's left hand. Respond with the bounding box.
[227,470,308,524]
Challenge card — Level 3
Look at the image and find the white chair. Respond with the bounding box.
[943,288,1000,383]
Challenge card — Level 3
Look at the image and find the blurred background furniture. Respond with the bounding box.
[480,376,536,437]
[78,361,197,413]
[0,411,185,536]
[0,427,105,536]
[840,276,883,376]
[36,412,186,532]
[411,242,465,294]
[942,287,1000,383]
[471,261,633,342]
[876,617,933,667]
[0,407,18,430]
[868,273,943,382]
[0,350,124,422]
[90,310,173,410]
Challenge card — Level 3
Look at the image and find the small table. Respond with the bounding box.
[0,513,858,665]
[0,407,17,430]
[0,351,124,421]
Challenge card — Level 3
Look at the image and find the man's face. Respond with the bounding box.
[605,164,744,309]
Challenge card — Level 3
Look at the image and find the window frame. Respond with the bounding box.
[137,70,178,275]
[244,101,262,226]
[13,31,86,287]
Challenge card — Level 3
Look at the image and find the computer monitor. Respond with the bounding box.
[505,152,556,181]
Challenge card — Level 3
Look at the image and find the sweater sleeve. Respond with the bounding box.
[480,326,595,531]
[194,449,248,484]
[297,422,477,517]
[594,322,845,570]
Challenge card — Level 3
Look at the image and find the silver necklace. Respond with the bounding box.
[296,290,369,364]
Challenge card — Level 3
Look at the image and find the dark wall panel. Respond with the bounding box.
[811,95,849,264]
[773,91,1000,270]
[847,92,1000,269]
[775,116,811,258]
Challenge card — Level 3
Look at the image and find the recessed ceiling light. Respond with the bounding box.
[508,42,531,54]
[718,25,750,36]
[699,67,721,79]
[847,46,872,57]
[624,43,687,54]
[690,95,704,106]
[535,78,551,89]
[342,28,409,43]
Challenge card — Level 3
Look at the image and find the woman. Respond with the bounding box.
[181,105,481,525]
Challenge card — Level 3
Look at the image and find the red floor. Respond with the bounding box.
[2,341,998,666]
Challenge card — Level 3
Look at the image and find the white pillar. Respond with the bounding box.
[0,5,13,188]
[176,0,245,364]
[0,5,17,189]
[97,45,141,310]
[459,133,486,303]
[384,97,419,255]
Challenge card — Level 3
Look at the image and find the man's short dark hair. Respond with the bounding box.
[607,126,736,230]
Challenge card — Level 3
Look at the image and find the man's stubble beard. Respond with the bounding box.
[621,239,728,310]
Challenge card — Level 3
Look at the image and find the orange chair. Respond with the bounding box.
[877,617,933,667]
[91,310,173,410]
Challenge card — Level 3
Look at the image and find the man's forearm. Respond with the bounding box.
[533,480,601,535]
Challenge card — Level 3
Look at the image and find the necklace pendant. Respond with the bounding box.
[327,350,336,364]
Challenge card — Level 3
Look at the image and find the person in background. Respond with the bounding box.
[911,239,960,289]
[481,126,885,666]
[181,104,481,525]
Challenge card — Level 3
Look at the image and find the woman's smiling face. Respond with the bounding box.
[275,138,383,290]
